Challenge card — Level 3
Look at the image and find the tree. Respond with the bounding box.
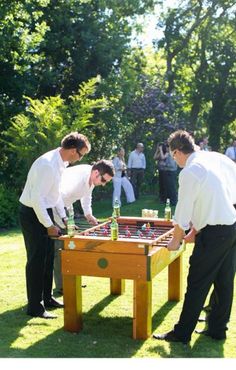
[155,0,236,149]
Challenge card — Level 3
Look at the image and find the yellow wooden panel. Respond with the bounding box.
[118,216,173,227]
[61,250,148,280]
[168,253,183,301]
[63,275,82,332]
[61,237,150,255]
[149,243,185,279]
[133,280,152,339]
[110,278,126,295]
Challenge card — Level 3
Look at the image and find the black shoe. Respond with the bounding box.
[54,288,63,295]
[153,330,189,344]
[203,305,211,313]
[27,310,58,319]
[44,297,64,309]
[195,329,226,340]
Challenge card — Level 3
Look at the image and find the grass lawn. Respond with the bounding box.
[0,195,236,361]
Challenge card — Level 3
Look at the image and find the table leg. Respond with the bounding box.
[110,278,125,295]
[168,254,183,301]
[63,275,82,332]
[133,280,152,339]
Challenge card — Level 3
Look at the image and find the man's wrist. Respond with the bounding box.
[47,224,55,229]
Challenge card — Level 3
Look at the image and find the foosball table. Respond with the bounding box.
[59,216,185,339]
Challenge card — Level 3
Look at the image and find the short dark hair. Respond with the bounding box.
[168,130,195,154]
[92,159,115,177]
[61,132,91,153]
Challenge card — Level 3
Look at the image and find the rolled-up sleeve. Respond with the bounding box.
[31,165,56,227]
[173,169,201,230]
[80,194,92,216]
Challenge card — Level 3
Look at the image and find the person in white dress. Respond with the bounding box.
[112,148,135,206]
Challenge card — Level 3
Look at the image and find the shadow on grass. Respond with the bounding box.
[0,293,180,358]
[152,301,178,329]
[148,319,225,359]
[149,333,225,358]
[189,332,225,358]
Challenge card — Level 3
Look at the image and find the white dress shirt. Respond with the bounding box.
[60,164,94,216]
[174,151,236,231]
[127,150,146,169]
[225,146,236,161]
[20,148,67,228]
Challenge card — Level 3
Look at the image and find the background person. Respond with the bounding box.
[127,142,146,199]
[19,132,91,319]
[153,130,236,344]
[153,142,168,203]
[201,136,210,151]
[53,159,115,293]
[112,147,135,206]
[225,138,236,163]
[153,142,178,206]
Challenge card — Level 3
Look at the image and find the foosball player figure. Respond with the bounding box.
[102,227,109,237]
[141,223,146,231]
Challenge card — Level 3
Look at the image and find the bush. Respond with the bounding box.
[0,185,19,228]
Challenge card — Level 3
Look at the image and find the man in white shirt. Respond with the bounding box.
[127,143,146,199]
[19,132,91,319]
[225,138,236,162]
[153,130,236,344]
[53,159,115,293]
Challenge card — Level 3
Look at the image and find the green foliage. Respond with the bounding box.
[3,77,107,188]
[0,184,19,228]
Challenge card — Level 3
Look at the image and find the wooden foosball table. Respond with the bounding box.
[59,216,185,339]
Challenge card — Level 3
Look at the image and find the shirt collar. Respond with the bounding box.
[185,151,198,167]
[56,147,68,171]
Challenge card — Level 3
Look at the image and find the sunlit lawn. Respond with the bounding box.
[0,195,236,360]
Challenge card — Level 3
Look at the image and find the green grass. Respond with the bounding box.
[0,195,236,358]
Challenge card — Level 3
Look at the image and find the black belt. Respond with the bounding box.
[20,203,52,212]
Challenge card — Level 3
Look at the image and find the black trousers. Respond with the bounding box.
[174,222,236,341]
[130,168,144,199]
[158,170,167,202]
[159,170,177,206]
[19,204,55,315]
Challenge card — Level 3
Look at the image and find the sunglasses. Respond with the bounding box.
[99,174,109,184]
[171,149,177,159]
[76,149,84,159]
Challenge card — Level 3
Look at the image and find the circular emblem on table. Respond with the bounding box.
[68,241,75,250]
[97,258,108,269]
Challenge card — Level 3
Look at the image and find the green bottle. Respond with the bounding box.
[110,216,119,241]
[164,199,171,221]
[113,198,120,217]
[67,209,75,237]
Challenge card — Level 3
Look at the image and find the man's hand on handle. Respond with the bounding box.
[47,224,62,237]
[167,224,185,251]
[86,214,98,226]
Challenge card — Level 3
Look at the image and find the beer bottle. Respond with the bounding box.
[110,216,119,241]
[113,198,120,217]
[164,199,171,221]
[67,209,75,237]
